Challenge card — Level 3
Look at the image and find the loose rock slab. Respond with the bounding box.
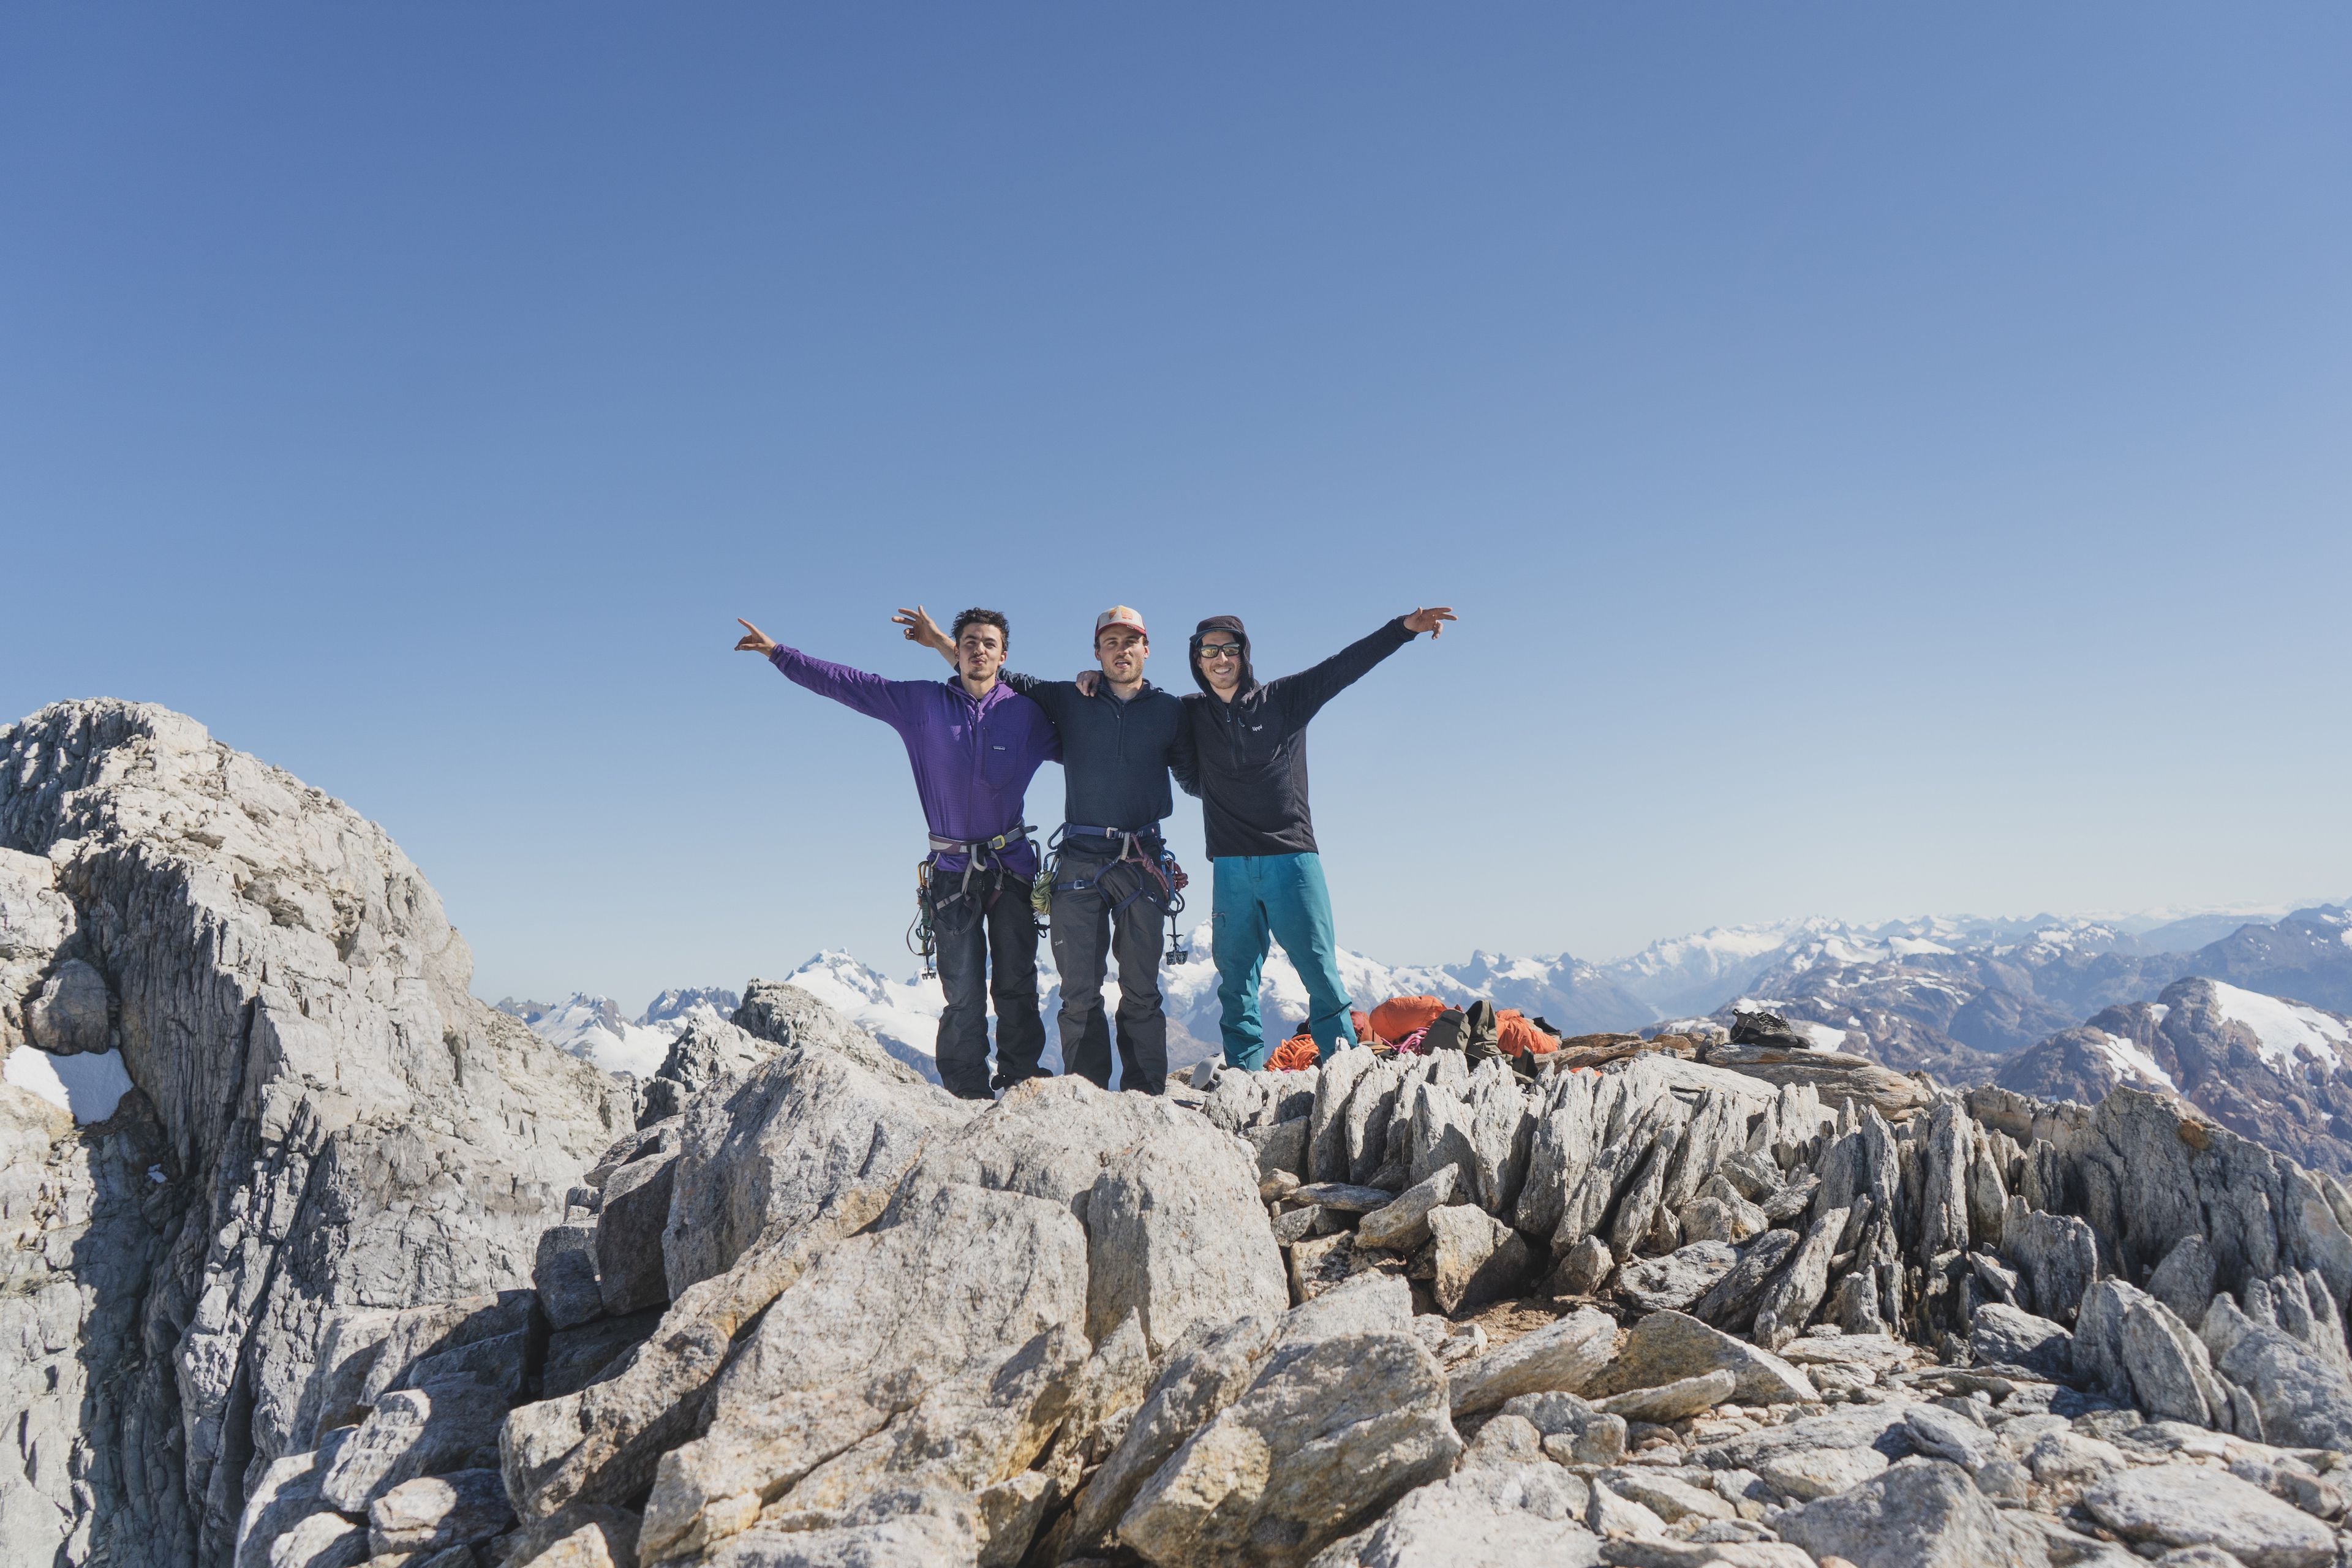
[1118,1327,1463,1568]
[2084,1463,2335,1568]
[1447,1309,1616,1417]
[1591,1369,1736,1425]
[1591,1310,1817,1407]
[1774,1458,2049,1568]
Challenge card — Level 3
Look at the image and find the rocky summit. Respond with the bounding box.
[12,700,2352,1568]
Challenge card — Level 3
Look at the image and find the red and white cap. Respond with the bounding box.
[1095,605,1147,639]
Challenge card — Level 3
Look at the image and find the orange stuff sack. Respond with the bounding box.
[1370,995,1446,1042]
[1497,1009,1557,1058]
[1268,1033,1320,1071]
[1351,1010,1373,1045]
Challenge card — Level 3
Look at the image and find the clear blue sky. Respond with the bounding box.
[5,6,2347,1008]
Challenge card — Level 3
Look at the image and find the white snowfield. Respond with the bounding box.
[2209,980,2352,1071]
[2090,1029,2176,1090]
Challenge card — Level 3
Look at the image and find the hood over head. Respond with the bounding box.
[1189,614,1256,696]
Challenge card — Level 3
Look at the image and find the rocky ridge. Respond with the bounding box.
[1,702,634,1567]
[17,698,2352,1568]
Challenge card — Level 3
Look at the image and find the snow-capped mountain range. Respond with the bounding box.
[493,987,741,1076]
[498,898,2352,1096]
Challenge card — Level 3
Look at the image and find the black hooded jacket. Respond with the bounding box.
[1179,615,1415,858]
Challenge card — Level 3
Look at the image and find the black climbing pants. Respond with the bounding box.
[928,867,1049,1100]
[1049,848,1169,1095]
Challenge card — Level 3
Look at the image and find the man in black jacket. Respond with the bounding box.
[899,603,1196,1093]
[1179,607,1455,1069]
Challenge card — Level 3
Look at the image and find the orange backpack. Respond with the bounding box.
[1368,995,1446,1043]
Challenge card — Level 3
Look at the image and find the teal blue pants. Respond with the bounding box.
[1212,851,1360,1069]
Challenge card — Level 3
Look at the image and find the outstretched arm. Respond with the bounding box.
[736,617,910,723]
[1268,607,1455,723]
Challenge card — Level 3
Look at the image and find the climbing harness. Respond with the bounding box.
[904,824,1037,977]
[1044,824,1190,967]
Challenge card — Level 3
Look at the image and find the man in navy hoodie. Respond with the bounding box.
[1176,608,1456,1069]
[736,609,1058,1100]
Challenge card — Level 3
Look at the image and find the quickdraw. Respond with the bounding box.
[906,824,1038,976]
[907,859,938,978]
[1044,824,1190,967]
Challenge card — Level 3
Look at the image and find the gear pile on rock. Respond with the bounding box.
[13,702,2352,1568]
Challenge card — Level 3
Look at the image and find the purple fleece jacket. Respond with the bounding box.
[768,646,1059,874]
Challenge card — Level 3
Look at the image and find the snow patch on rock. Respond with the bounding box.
[2209,981,2352,1070]
[3,1042,135,1121]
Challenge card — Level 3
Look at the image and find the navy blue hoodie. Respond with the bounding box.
[1180,616,1415,859]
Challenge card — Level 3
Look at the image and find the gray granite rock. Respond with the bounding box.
[1312,1046,1379,1185]
[2002,1202,2100,1326]
[1748,1202,1851,1349]
[1063,1313,1281,1555]
[1118,1327,1462,1568]
[1687,1229,1798,1335]
[2149,1235,2220,1331]
[1591,1369,1735,1424]
[319,1379,511,1513]
[1970,1302,2072,1379]
[1086,1131,1289,1356]
[540,1308,662,1402]
[1448,1308,1617,1416]
[1406,1080,1479,1196]
[535,1223,603,1332]
[1356,1167,1462,1252]
[732,978,930,1088]
[368,1468,515,1555]
[1592,1310,1817,1407]
[636,1015,778,1128]
[2084,1463,2334,1568]
[1343,1060,1404,1188]
[1321,1462,1600,1568]
[1465,1060,1536,1216]
[24,955,111,1054]
[597,1153,679,1316]
[1776,1458,2049,1566]
[1513,1072,1599,1240]
[658,1042,966,1300]
[2201,1292,2352,1449]
[1251,1117,1311,1180]
[1550,1234,1613,1297]
[1613,1242,1736,1314]
[268,1512,371,1568]
[233,1429,355,1568]
[0,702,636,1567]
[1501,1391,1626,1466]
[630,1179,1088,1561]
[1903,1403,1999,1469]
[1429,1204,1529,1314]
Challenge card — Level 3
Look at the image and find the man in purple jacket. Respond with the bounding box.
[734,608,1059,1100]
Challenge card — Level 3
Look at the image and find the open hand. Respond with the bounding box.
[1076,671,1099,697]
[734,618,778,655]
[1403,606,1457,638]
[892,605,953,651]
